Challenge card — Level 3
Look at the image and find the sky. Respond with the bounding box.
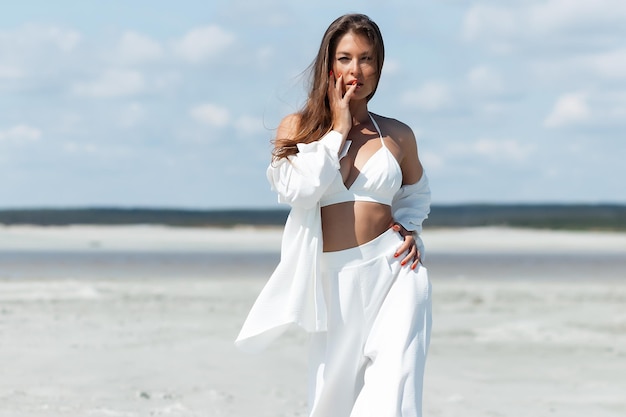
[1,0,625,209]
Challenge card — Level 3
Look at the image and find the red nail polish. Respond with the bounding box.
[394,253,399,258]
[329,70,333,76]
[352,80,357,85]
[401,261,406,266]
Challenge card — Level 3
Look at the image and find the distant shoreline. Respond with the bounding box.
[1,204,625,230]
[2,224,626,255]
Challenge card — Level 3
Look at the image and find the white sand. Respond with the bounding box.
[0,224,284,253]
[1,226,625,416]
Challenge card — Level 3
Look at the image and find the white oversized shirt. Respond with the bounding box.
[235,130,430,352]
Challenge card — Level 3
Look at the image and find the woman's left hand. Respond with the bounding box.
[391,223,421,269]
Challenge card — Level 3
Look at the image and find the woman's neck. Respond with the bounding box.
[349,101,370,125]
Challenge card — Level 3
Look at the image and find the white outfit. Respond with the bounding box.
[309,228,432,417]
[235,114,432,416]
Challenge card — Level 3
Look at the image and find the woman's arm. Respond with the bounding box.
[389,121,431,268]
[267,115,345,209]
[268,72,358,209]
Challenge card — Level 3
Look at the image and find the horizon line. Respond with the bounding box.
[1,202,626,211]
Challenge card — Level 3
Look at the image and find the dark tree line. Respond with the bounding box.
[0,205,625,230]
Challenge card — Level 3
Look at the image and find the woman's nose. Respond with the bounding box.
[350,59,360,75]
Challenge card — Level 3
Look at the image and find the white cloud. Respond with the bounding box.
[463,1,626,52]
[471,139,534,162]
[0,25,83,96]
[44,26,82,52]
[116,31,163,64]
[382,58,401,76]
[62,141,131,158]
[531,51,626,84]
[544,93,590,128]
[0,64,23,79]
[119,102,146,128]
[55,112,83,134]
[256,46,274,68]
[174,25,235,63]
[401,81,452,111]
[590,90,626,125]
[467,65,504,95]
[582,48,626,79]
[235,115,265,136]
[72,69,146,98]
[0,24,81,53]
[420,150,444,171]
[529,0,626,33]
[444,138,535,163]
[606,91,626,119]
[63,141,99,154]
[190,103,231,127]
[463,5,518,42]
[0,124,42,143]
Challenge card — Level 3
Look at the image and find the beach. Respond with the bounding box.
[1,225,625,417]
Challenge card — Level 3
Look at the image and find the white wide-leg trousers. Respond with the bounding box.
[308,228,432,417]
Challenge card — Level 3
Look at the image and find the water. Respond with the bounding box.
[1,250,624,281]
[426,252,626,281]
[0,251,280,281]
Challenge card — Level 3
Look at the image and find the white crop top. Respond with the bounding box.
[320,113,402,207]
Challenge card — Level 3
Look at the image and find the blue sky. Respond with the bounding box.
[1,0,625,209]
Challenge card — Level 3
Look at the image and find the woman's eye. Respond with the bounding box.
[338,57,350,62]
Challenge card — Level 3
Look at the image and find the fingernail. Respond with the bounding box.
[329,70,333,76]
[401,261,406,266]
[394,253,399,258]
[352,80,357,85]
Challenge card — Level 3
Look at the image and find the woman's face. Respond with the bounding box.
[331,31,378,100]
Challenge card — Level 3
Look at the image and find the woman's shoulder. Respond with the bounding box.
[277,113,302,136]
[370,113,416,144]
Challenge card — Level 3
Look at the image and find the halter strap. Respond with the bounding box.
[368,113,385,148]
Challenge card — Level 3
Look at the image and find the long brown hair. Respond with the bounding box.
[272,14,385,160]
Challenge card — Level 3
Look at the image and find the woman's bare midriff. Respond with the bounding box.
[321,201,394,252]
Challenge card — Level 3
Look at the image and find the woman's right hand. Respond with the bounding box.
[328,71,358,137]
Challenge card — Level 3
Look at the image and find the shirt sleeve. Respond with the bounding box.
[266,130,343,209]
[391,173,431,235]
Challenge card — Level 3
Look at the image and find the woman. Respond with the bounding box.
[236,13,432,417]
